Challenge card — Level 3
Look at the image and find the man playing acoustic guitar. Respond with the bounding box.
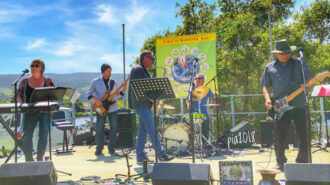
[87,64,127,156]
[261,39,312,171]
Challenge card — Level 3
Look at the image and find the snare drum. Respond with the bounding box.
[163,123,190,151]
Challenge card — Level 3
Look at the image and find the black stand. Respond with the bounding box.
[187,58,199,163]
[0,116,24,163]
[311,85,329,153]
[30,87,75,176]
[130,78,175,163]
[11,70,29,162]
[115,149,147,182]
[298,48,312,163]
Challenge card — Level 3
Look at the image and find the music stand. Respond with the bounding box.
[130,78,175,163]
[30,87,75,160]
[311,85,330,152]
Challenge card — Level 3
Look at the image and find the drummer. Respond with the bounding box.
[186,74,214,141]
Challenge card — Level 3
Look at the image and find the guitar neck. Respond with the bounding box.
[285,79,314,103]
[106,76,130,101]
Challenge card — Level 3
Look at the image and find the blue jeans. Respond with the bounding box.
[95,111,117,152]
[135,108,164,161]
[22,113,50,161]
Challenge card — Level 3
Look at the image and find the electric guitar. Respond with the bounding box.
[93,75,130,116]
[269,71,330,120]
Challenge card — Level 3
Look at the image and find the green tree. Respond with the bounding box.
[296,0,330,43]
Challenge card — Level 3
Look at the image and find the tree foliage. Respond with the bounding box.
[139,0,330,131]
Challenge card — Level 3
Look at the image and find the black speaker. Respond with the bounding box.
[117,110,136,131]
[285,163,330,185]
[260,120,299,148]
[116,130,135,148]
[222,120,256,148]
[0,161,57,185]
[151,163,212,185]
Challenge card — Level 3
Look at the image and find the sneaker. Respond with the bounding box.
[159,154,175,161]
[95,149,103,156]
[137,157,154,164]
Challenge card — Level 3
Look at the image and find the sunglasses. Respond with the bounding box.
[279,53,290,55]
[30,64,40,68]
[196,78,204,80]
[147,55,155,61]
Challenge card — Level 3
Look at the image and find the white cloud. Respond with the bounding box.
[26,39,46,50]
[125,0,149,30]
[54,41,85,56]
[96,4,117,25]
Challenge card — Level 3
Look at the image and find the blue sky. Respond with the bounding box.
[0,0,313,74]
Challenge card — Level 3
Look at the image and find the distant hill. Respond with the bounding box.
[0,73,128,101]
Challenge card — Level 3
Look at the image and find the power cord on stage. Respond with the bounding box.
[255,146,273,169]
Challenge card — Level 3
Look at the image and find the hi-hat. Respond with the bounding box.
[192,86,209,101]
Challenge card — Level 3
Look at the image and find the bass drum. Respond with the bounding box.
[163,123,190,153]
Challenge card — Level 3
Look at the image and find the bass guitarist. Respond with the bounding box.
[261,39,312,171]
[87,64,127,156]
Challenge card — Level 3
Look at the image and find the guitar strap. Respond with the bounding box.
[109,79,114,91]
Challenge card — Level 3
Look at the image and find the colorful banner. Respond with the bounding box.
[156,32,217,98]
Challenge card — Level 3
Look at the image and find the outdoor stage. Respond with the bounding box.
[3,145,329,185]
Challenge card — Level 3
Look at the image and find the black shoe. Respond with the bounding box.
[95,149,103,156]
[137,157,154,164]
[159,154,175,161]
[110,152,121,157]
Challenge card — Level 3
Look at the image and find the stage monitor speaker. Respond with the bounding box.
[117,109,136,131]
[151,163,213,185]
[0,161,57,185]
[116,130,135,148]
[285,163,330,185]
[260,120,299,148]
[222,120,256,148]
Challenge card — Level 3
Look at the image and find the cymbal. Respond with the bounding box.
[203,104,220,107]
[159,104,175,110]
[192,86,210,101]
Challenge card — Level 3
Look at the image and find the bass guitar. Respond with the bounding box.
[93,75,130,116]
[269,71,329,120]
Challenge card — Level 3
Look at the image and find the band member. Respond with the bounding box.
[261,39,312,171]
[87,64,126,156]
[17,59,55,161]
[128,50,174,163]
[186,74,214,141]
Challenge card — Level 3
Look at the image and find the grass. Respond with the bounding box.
[0,87,12,97]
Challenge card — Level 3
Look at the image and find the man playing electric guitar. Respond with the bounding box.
[87,64,127,156]
[261,39,312,171]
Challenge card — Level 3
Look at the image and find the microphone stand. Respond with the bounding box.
[11,70,28,162]
[299,48,312,163]
[187,58,198,163]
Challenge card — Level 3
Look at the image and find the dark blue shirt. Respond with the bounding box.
[261,57,312,108]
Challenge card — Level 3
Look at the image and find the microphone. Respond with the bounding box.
[22,69,29,73]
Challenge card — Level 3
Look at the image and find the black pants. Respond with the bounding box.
[274,108,308,165]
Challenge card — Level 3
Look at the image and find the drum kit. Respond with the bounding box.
[157,87,221,157]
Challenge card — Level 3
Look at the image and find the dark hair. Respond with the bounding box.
[30,59,45,74]
[140,50,154,63]
[101,63,111,74]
